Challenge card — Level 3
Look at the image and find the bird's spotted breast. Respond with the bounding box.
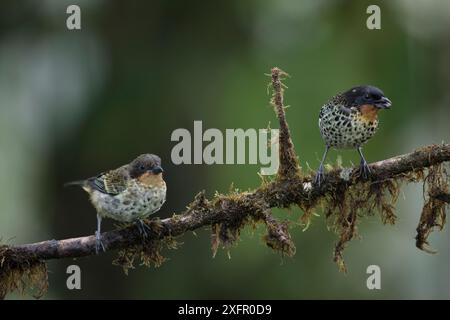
[89,180,166,222]
[319,104,379,149]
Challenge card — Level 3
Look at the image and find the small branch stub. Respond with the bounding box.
[270,67,300,179]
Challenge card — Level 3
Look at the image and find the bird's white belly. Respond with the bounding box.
[90,182,167,222]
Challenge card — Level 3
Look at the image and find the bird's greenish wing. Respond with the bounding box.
[87,167,129,195]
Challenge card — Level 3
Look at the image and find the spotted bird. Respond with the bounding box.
[66,154,166,253]
[315,85,392,185]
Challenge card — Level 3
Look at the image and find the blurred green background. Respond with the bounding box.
[1,0,449,299]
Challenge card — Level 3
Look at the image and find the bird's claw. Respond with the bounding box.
[95,231,106,254]
[358,160,372,179]
[136,219,152,239]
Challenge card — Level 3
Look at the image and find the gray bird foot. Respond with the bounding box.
[358,159,372,179]
[95,231,106,254]
[314,165,325,186]
[136,219,152,239]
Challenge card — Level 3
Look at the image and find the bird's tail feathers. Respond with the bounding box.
[64,180,87,188]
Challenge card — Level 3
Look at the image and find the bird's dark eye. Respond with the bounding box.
[140,165,145,171]
[365,94,370,99]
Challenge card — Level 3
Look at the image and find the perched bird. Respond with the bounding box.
[65,154,166,253]
[315,85,392,185]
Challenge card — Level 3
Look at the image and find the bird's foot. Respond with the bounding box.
[95,231,106,254]
[358,159,372,179]
[314,165,325,186]
[136,219,152,239]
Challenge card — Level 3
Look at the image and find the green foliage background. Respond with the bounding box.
[0,0,449,299]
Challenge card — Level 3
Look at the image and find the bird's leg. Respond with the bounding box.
[95,214,106,254]
[136,219,152,239]
[357,146,371,179]
[314,145,330,186]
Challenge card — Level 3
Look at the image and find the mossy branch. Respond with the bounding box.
[270,67,300,178]
[1,67,449,298]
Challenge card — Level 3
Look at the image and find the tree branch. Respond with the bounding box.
[1,67,449,298]
[7,143,448,260]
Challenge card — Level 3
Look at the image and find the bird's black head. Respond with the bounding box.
[343,85,392,109]
[129,154,163,179]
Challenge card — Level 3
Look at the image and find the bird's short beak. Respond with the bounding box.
[152,166,164,174]
[375,96,392,109]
